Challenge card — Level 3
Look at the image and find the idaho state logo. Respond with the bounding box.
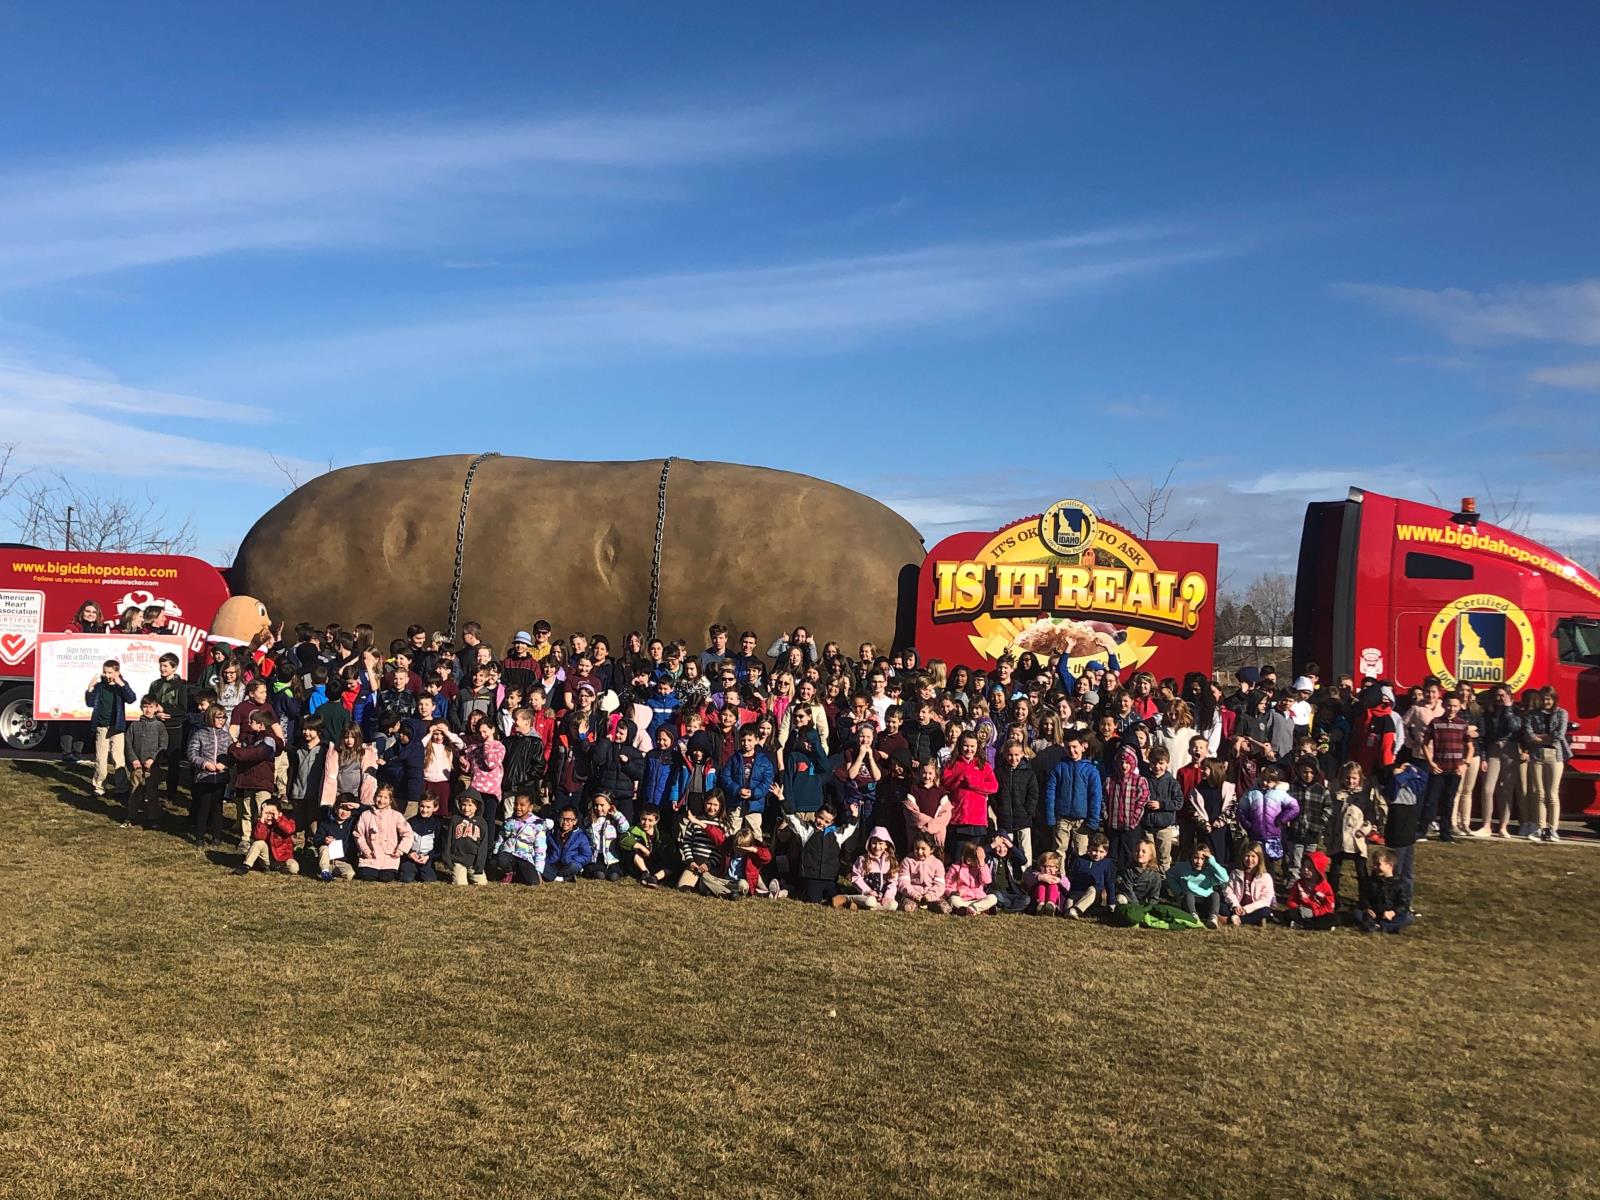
[1425,594,1535,691]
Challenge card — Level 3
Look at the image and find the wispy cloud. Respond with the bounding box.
[1338,279,1600,345]
[0,352,310,482]
[225,226,1224,377]
[0,101,918,288]
[1528,361,1600,392]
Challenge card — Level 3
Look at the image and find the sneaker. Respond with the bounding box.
[638,876,658,889]
[1524,828,1542,842]
[120,821,133,829]
[1065,907,1081,920]
[1468,826,1490,838]
[91,785,105,797]
[1547,829,1561,843]
[1038,901,1058,917]
[319,870,332,882]
[232,864,250,876]
[1205,916,1220,929]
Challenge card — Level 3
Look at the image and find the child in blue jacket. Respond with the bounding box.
[542,806,593,881]
[1166,844,1231,927]
[1043,734,1103,860]
[1063,832,1116,918]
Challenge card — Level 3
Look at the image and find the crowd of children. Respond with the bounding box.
[74,605,1576,932]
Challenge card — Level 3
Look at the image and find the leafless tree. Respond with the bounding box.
[270,453,334,496]
[1427,478,1533,535]
[1110,465,1200,540]
[1244,572,1294,646]
[14,472,195,554]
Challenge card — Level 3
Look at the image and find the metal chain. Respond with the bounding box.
[648,456,675,640]
[446,452,501,642]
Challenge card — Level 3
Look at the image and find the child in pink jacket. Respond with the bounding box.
[945,842,997,915]
[895,835,948,913]
[353,783,414,883]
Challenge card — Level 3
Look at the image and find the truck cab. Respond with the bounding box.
[1294,489,1600,817]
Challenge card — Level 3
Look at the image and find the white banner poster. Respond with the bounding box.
[34,633,188,721]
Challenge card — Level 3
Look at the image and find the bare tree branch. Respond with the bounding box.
[1109,464,1200,541]
[270,454,335,497]
[13,472,195,554]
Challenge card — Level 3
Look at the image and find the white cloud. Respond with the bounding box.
[1528,361,1600,392]
[1339,279,1600,346]
[221,226,1224,377]
[0,102,921,288]
[0,353,310,483]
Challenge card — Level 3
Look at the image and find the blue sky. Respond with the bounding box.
[2,2,1598,582]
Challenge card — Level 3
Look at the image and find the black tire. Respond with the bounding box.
[0,685,49,752]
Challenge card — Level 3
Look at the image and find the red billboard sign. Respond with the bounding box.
[914,499,1217,680]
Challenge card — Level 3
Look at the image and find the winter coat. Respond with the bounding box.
[1117,864,1164,904]
[187,725,233,784]
[1143,771,1183,831]
[545,825,594,873]
[230,730,281,794]
[946,860,992,902]
[990,761,1039,834]
[125,716,169,763]
[501,732,546,798]
[462,736,506,797]
[1102,746,1151,832]
[716,841,773,894]
[942,758,998,827]
[640,749,685,810]
[718,750,776,814]
[850,852,900,906]
[587,737,645,803]
[1284,849,1336,916]
[1326,785,1380,857]
[250,814,298,864]
[407,813,445,864]
[379,718,428,804]
[354,806,413,870]
[780,728,828,814]
[494,815,548,870]
[895,854,947,903]
[786,814,856,882]
[1044,757,1103,827]
[1361,871,1408,916]
[586,812,631,867]
[1236,783,1300,857]
[320,743,379,808]
[85,679,137,731]
[1166,855,1229,899]
[1381,764,1425,850]
[1286,781,1331,845]
[1223,868,1275,915]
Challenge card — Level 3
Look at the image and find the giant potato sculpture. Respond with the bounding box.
[231,456,925,653]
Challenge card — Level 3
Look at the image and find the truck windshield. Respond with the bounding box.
[1555,617,1600,667]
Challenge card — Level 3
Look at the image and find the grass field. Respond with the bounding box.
[2,758,1598,1200]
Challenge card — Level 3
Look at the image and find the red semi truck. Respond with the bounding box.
[1295,489,1600,816]
[0,549,231,751]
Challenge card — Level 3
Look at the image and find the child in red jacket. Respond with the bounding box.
[1278,848,1336,929]
[236,801,300,875]
[942,732,998,862]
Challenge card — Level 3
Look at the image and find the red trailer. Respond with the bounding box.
[1294,489,1600,816]
[0,548,230,750]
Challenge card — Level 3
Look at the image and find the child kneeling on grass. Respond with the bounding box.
[353,783,413,882]
[1222,841,1276,926]
[895,834,947,913]
[1063,832,1115,919]
[443,789,492,885]
[784,799,859,903]
[1166,844,1230,928]
[542,806,593,882]
[400,792,445,882]
[494,793,547,885]
[834,826,898,910]
[237,801,299,875]
[1277,849,1337,929]
[1359,848,1413,934]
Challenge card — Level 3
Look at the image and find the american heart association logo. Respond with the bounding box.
[0,632,31,665]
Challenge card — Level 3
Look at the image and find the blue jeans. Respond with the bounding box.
[1361,911,1414,934]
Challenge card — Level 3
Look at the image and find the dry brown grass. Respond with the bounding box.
[1,757,1597,1200]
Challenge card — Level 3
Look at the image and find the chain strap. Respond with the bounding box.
[648,456,675,640]
[446,452,501,642]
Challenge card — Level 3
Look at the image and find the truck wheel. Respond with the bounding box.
[0,687,48,752]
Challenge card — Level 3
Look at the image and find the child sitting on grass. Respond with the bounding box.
[1359,848,1413,934]
[784,799,860,903]
[353,783,413,882]
[895,834,948,913]
[399,792,445,882]
[986,831,1031,912]
[621,806,670,887]
[1278,849,1337,930]
[315,793,361,881]
[699,825,772,899]
[1166,844,1230,928]
[1115,836,1164,909]
[443,789,491,886]
[582,793,630,881]
[945,842,997,915]
[1026,849,1066,916]
[834,826,898,910]
[236,801,299,875]
[494,793,547,885]
[542,805,593,882]
[1063,832,1115,919]
[1222,841,1276,926]
[676,792,731,890]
